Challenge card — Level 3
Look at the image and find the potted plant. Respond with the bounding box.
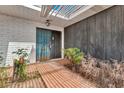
[12,48,28,81]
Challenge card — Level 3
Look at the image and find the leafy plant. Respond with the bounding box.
[17,62,27,81]
[13,59,27,81]
[12,48,28,58]
[73,53,83,64]
[64,48,84,65]
[64,48,84,72]
[12,48,29,81]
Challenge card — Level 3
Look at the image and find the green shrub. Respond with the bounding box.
[64,48,84,64]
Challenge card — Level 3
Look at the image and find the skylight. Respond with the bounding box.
[24,5,93,20]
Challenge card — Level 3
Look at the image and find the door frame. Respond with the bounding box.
[36,27,64,61]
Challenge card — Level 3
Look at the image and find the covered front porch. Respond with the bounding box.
[1,5,124,88]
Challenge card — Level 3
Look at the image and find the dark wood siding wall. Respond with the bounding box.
[64,6,124,60]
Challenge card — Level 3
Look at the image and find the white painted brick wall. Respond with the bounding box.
[0,14,36,66]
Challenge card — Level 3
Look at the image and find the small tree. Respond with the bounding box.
[12,48,28,81]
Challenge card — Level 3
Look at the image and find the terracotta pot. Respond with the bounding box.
[19,57,24,64]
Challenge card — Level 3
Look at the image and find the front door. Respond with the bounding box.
[36,28,61,62]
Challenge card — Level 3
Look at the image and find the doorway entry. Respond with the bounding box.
[36,28,61,62]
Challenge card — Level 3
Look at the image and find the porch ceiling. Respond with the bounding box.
[0,5,113,27]
[34,5,88,19]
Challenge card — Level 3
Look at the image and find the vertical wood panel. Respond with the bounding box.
[120,6,124,60]
[73,23,81,49]
[80,20,88,54]
[94,14,103,59]
[64,6,124,60]
[110,6,121,60]
[87,16,97,58]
